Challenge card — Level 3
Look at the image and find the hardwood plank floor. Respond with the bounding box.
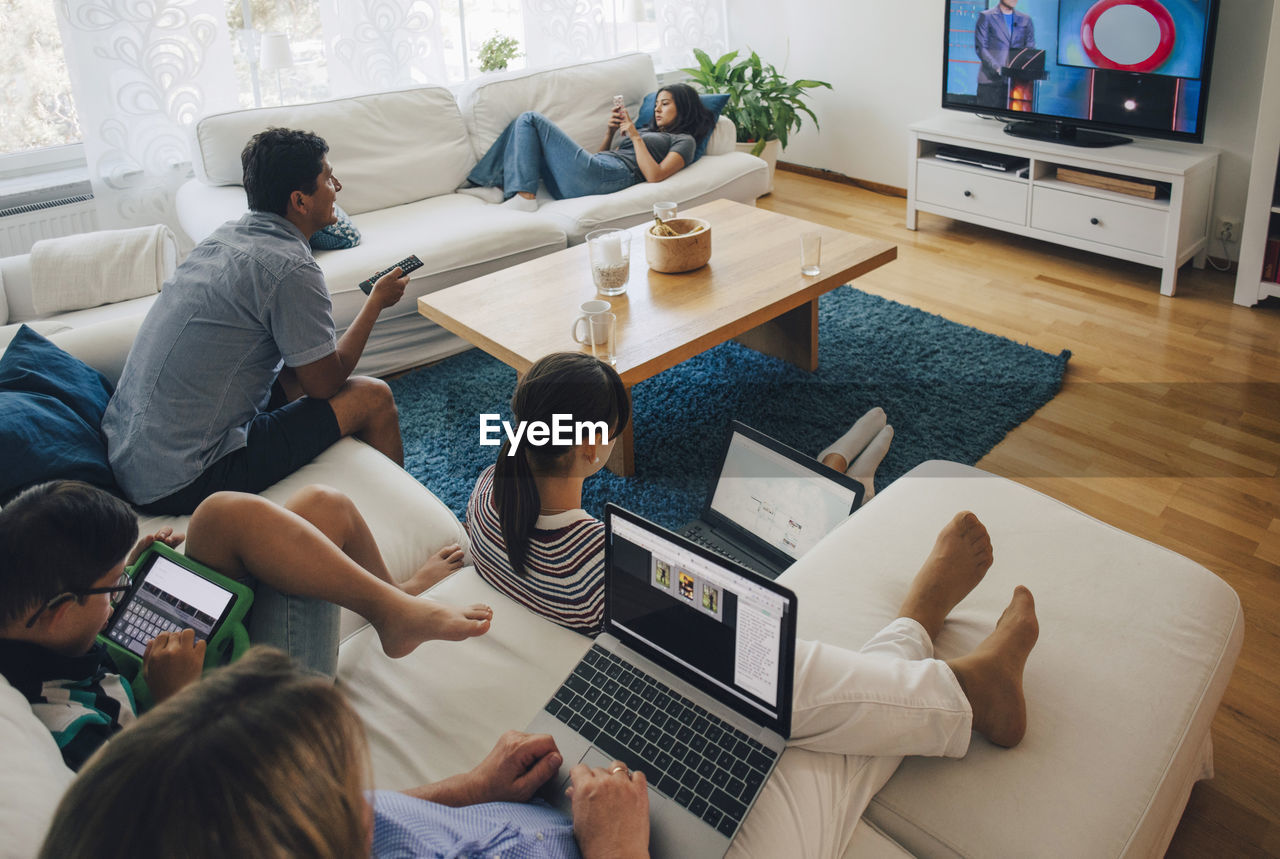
[760,169,1280,857]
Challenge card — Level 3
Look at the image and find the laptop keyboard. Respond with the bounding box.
[545,645,777,838]
[682,524,746,565]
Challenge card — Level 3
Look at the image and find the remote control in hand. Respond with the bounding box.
[358,255,423,295]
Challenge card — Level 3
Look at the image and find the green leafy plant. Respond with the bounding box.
[477,33,521,73]
[681,49,832,156]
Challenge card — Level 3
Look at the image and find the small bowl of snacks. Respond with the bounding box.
[645,217,712,273]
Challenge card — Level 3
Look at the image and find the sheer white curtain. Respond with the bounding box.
[652,0,726,71]
[521,0,609,68]
[320,0,448,96]
[56,0,238,236]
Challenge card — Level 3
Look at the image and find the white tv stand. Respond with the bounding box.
[906,115,1218,296]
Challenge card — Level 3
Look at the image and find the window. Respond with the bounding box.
[0,0,83,161]
[226,0,329,108]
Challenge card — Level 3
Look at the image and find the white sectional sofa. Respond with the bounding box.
[175,53,769,378]
[0,317,1242,858]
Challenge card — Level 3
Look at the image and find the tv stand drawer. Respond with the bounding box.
[1031,186,1167,256]
[915,162,1027,225]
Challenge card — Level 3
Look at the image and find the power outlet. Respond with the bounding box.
[1218,217,1241,243]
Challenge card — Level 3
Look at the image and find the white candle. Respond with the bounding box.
[598,233,623,265]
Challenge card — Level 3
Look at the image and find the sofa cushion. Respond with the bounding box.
[0,325,118,501]
[779,461,1242,859]
[459,52,659,160]
[322,194,566,342]
[310,204,362,251]
[535,151,770,244]
[192,87,475,216]
[636,91,730,163]
[0,676,75,859]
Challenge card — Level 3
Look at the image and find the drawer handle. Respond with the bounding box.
[963,190,972,198]
[1090,217,1100,226]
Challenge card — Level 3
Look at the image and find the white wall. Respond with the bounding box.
[726,0,1274,252]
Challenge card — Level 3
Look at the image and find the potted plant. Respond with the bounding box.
[682,48,831,192]
[477,32,521,73]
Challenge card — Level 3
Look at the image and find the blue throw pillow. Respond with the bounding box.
[310,205,361,251]
[636,91,731,164]
[0,325,119,501]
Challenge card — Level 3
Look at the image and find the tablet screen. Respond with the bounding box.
[104,554,237,657]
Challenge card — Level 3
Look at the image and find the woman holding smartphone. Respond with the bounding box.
[464,83,717,210]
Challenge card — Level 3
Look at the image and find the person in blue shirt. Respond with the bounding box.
[103,128,411,515]
[974,0,1036,109]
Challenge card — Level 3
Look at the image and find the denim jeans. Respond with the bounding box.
[246,582,341,678]
[466,112,637,200]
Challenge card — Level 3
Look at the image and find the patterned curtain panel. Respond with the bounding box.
[652,0,725,71]
[521,0,609,69]
[55,0,238,236]
[320,0,448,96]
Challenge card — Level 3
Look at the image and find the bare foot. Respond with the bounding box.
[374,599,493,658]
[898,511,994,639]
[400,544,465,595]
[947,586,1038,748]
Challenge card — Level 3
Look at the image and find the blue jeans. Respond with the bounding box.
[467,112,638,200]
[247,583,341,678]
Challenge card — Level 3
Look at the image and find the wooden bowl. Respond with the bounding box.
[645,217,712,273]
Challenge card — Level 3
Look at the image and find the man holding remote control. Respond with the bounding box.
[103,128,408,515]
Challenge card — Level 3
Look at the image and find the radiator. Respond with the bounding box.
[0,194,99,257]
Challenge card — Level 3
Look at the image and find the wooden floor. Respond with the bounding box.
[760,170,1280,857]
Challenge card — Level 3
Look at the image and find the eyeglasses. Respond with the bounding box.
[25,572,132,629]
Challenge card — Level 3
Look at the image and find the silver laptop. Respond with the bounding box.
[682,421,865,579]
[527,504,798,857]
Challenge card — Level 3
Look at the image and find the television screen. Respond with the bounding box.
[943,0,1219,145]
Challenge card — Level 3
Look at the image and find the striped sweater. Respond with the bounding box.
[465,465,604,635]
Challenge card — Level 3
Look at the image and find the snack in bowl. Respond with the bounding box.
[645,217,712,273]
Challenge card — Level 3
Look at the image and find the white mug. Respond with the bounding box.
[571,306,617,364]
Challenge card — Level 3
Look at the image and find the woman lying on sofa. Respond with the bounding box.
[464,83,717,210]
[41,525,1038,858]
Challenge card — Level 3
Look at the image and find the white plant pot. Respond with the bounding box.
[736,138,782,194]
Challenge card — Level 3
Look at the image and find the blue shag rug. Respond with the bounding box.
[390,287,1070,530]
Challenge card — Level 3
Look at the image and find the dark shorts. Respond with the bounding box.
[141,391,341,516]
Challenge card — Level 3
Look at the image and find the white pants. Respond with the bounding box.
[729,618,972,859]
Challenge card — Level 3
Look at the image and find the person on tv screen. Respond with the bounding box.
[974,0,1036,109]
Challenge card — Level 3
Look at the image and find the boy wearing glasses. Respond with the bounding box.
[0,480,485,771]
[0,481,204,770]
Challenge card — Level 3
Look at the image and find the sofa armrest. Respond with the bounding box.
[175,180,248,245]
[704,116,739,157]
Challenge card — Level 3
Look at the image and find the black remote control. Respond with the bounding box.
[358,255,423,295]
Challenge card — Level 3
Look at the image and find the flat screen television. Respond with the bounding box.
[942,0,1220,146]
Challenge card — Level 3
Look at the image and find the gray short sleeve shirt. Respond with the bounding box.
[609,131,696,178]
[102,211,336,504]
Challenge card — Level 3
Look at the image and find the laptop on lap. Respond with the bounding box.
[681,421,865,579]
[527,504,798,857]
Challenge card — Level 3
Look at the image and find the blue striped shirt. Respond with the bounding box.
[371,790,580,858]
[465,465,605,635]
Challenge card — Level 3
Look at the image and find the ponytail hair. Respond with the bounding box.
[492,353,630,575]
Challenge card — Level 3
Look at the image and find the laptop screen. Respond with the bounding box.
[708,428,862,561]
[606,506,795,738]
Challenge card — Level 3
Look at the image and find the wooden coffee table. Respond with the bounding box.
[418,199,897,475]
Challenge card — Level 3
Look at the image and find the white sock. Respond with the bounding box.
[503,194,539,212]
[847,425,893,502]
[818,407,887,465]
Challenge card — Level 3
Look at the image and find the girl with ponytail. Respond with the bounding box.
[466,353,629,634]
[465,352,895,635]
